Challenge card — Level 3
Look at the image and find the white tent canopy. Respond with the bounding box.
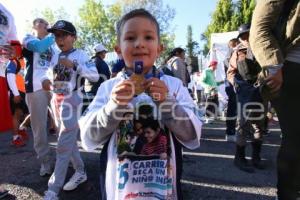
[209,31,238,112]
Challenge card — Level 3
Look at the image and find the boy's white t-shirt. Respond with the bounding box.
[80,71,202,199]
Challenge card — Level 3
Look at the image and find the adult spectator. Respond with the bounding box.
[22,18,56,177]
[167,47,189,86]
[224,38,239,142]
[227,24,266,173]
[83,43,110,112]
[250,1,300,199]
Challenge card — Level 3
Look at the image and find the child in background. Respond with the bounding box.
[80,9,202,200]
[41,20,99,200]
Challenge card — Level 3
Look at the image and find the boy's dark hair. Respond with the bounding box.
[116,8,160,42]
[143,118,160,131]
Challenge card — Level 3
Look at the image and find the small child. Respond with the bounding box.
[41,20,99,200]
[140,118,168,159]
[80,9,201,200]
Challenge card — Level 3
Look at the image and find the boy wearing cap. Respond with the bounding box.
[83,43,110,112]
[41,20,99,200]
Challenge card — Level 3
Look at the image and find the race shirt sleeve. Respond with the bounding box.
[6,61,19,96]
[22,34,55,53]
[76,50,99,82]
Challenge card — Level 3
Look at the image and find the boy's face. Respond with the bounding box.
[53,30,76,52]
[115,17,163,72]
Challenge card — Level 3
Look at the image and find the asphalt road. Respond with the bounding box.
[0,119,280,200]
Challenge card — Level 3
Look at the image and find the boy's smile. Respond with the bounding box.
[116,17,163,73]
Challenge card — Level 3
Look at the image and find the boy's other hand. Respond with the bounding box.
[42,79,52,91]
[59,58,74,68]
[144,78,169,103]
[111,80,135,105]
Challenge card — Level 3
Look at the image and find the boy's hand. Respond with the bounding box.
[59,58,74,68]
[42,79,52,91]
[111,80,135,105]
[144,78,169,103]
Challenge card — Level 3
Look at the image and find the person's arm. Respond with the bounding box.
[227,51,238,86]
[22,34,55,53]
[158,79,202,149]
[6,61,19,96]
[250,0,286,68]
[76,51,99,82]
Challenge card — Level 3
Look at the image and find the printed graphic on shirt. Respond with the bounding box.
[38,48,53,68]
[0,9,8,46]
[53,59,73,94]
[116,104,174,200]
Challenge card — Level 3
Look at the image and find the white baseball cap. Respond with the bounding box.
[93,43,107,53]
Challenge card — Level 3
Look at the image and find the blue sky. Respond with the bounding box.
[2,0,217,50]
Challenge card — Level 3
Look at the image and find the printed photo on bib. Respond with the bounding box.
[116,104,174,200]
[53,63,73,94]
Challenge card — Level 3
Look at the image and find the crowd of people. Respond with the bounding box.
[0,1,299,200]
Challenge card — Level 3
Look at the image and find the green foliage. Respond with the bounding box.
[202,0,256,54]
[76,0,116,52]
[186,25,199,57]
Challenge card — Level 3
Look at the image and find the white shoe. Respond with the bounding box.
[226,135,236,142]
[40,163,52,177]
[43,190,58,200]
[63,171,87,191]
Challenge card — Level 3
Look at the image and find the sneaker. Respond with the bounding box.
[43,190,58,200]
[40,163,52,177]
[226,135,236,142]
[63,171,87,191]
[0,189,8,199]
[18,129,29,141]
[11,135,26,147]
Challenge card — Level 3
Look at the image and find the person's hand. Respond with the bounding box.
[13,95,22,103]
[144,78,169,103]
[111,80,135,105]
[265,68,283,93]
[42,79,52,91]
[59,58,75,68]
[0,45,15,59]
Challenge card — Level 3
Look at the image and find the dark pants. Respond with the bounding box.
[273,61,300,200]
[225,83,237,135]
[234,77,266,146]
[205,94,219,118]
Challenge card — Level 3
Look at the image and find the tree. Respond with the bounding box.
[186,25,199,57]
[76,0,176,62]
[76,0,116,51]
[202,0,235,54]
[231,0,256,29]
[201,0,256,54]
